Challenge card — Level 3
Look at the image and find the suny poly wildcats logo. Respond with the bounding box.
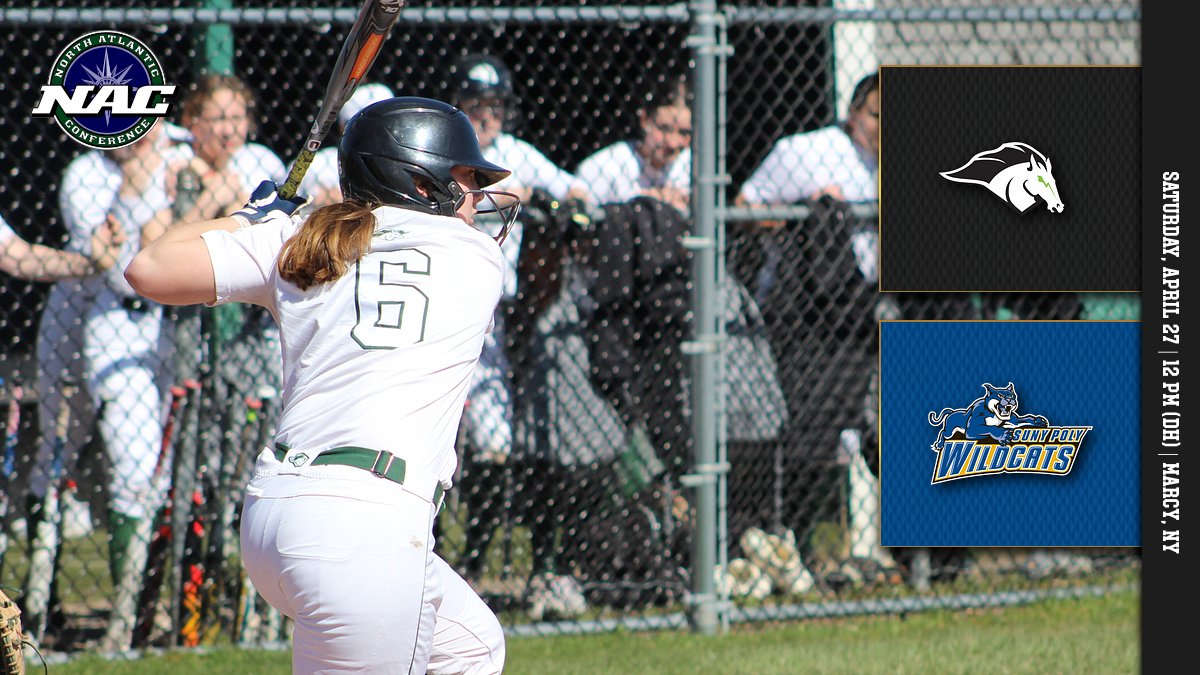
[32,31,176,150]
[927,383,1090,484]
[940,142,1064,214]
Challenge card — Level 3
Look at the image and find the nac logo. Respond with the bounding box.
[940,142,1064,214]
[927,383,1090,484]
[32,31,177,150]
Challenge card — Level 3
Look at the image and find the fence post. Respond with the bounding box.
[198,0,235,77]
[685,0,725,637]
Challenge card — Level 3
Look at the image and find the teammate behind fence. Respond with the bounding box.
[24,121,187,643]
[571,73,692,211]
[738,72,879,208]
[446,53,586,586]
[126,96,519,673]
[147,80,289,639]
[735,72,894,573]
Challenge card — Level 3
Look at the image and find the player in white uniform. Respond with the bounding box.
[126,97,519,674]
[298,82,395,210]
[157,75,287,227]
[447,54,583,581]
[147,75,288,518]
[737,73,878,207]
[1,212,122,281]
[31,121,186,589]
[149,75,287,374]
[735,73,891,567]
[571,74,692,211]
[569,75,793,582]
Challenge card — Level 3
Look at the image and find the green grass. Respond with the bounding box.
[49,588,1137,674]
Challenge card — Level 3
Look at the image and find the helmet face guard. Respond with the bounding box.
[339,96,519,240]
[468,189,522,246]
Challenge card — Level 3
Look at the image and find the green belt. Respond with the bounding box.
[274,444,446,506]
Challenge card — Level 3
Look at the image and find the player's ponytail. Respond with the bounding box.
[277,201,376,290]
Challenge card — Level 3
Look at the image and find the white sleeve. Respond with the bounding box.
[573,143,639,205]
[668,149,692,194]
[510,140,576,200]
[739,135,809,206]
[201,212,296,311]
[298,149,340,195]
[59,155,119,255]
[572,151,614,204]
[262,148,288,183]
[237,144,289,193]
[0,217,14,244]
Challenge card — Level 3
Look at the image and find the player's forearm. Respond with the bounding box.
[125,217,238,305]
[39,246,97,279]
[1,239,94,281]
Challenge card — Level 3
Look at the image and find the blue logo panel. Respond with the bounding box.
[880,321,1139,546]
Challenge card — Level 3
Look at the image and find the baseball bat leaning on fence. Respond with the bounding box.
[163,379,202,645]
[178,481,208,647]
[278,0,406,200]
[225,394,263,645]
[198,380,256,644]
[0,378,21,568]
[233,386,280,645]
[23,379,77,643]
[120,384,189,649]
[173,379,206,647]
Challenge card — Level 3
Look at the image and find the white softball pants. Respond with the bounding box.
[83,292,173,520]
[32,282,97,500]
[240,449,505,674]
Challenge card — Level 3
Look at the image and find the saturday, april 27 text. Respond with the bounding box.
[1160,171,1181,554]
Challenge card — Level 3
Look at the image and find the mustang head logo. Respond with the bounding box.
[940,142,1064,214]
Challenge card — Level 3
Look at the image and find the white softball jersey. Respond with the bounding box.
[485,134,577,202]
[34,151,119,500]
[202,205,504,485]
[572,140,692,206]
[738,124,878,205]
[166,141,287,196]
[33,148,176,518]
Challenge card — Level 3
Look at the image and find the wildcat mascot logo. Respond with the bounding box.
[940,142,1064,214]
[927,383,1090,484]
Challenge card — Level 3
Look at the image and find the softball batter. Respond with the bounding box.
[127,97,519,674]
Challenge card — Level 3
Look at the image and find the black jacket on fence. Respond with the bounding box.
[583,197,693,476]
[581,197,788,473]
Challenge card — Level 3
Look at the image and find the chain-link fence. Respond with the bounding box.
[0,0,1139,656]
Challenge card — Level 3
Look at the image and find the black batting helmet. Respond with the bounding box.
[338,96,511,217]
[450,54,515,105]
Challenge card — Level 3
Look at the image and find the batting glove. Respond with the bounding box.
[230,180,311,227]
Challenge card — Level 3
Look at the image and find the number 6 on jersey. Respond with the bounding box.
[352,248,431,349]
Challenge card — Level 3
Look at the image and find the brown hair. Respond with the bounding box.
[841,72,879,139]
[179,73,258,134]
[639,72,690,116]
[847,72,879,115]
[277,201,377,290]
